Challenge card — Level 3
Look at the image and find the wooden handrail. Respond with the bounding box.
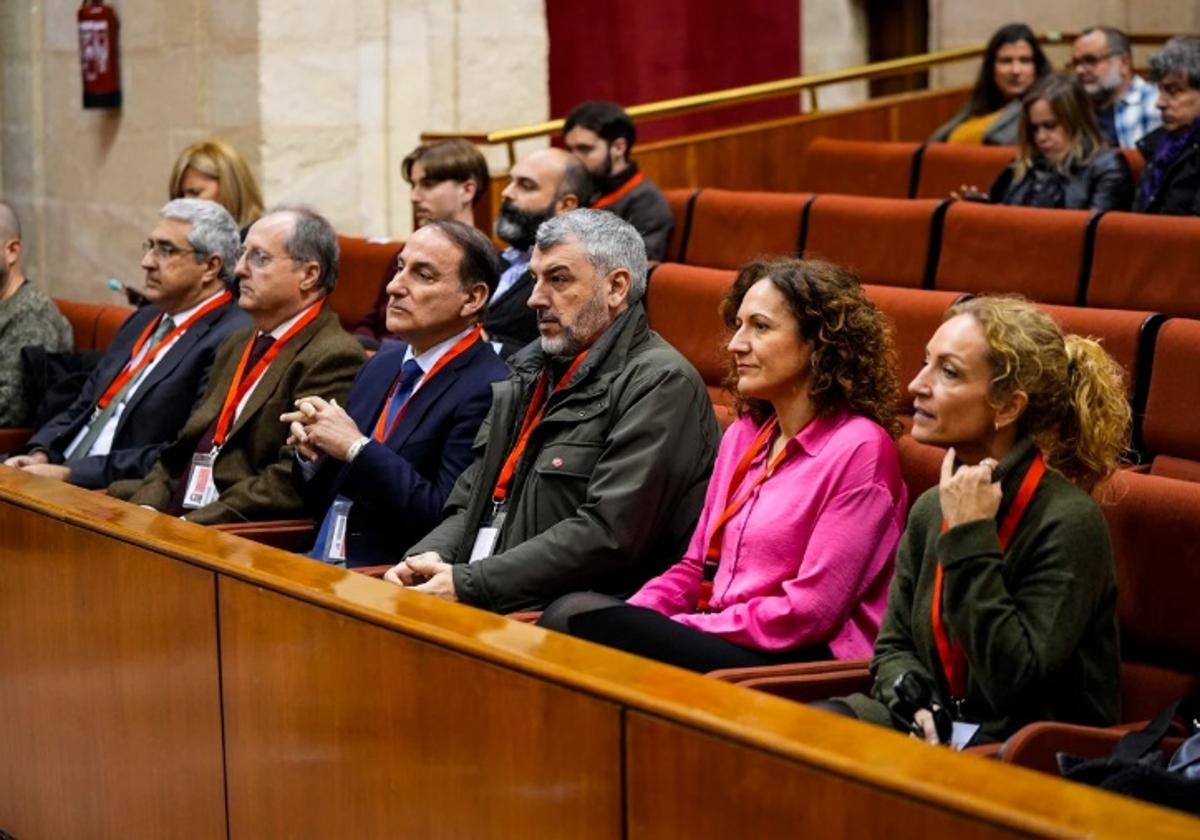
[422,32,1182,165]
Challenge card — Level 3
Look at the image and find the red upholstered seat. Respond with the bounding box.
[1143,318,1200,478]
[796,138,918,198]
[53,299,134,352]
[1118,147,1144,187]
[94,305,135,350]
[913,143,1017,199]
[802,196,944,288]
[661,188,697,263]
[330,235,403,331]
[682,189,811,270]
[934,203,1090,304]
[644,262,735,425]
[1086,212,1200,319]
[1101,471,1200,717]
[860,285,962,409]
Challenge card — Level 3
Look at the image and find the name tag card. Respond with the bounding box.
[182,453,220,510]
[324,498,352,566]
[468,509,506,564]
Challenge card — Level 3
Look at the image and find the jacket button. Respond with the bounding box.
[551,457,564,468]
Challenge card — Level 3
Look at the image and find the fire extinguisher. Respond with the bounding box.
[77,0,121,109]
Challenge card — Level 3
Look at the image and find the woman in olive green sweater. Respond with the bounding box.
[821,296,1130,746]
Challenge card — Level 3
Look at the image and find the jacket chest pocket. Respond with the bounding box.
[533,440,604,480]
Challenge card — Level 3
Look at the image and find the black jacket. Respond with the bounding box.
[1134,125,1200,216]
[483,270,539,359]
[989,148,1132,211]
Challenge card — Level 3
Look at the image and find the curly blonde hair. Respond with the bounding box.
[720,258,902,438]
[947,296,1131,492]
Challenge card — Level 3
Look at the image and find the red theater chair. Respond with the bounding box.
[796,138,919,199]
[682,189,812,271]
[801,196,946,289]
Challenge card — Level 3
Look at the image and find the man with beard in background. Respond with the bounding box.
[1071,26,1161,148]
[563,101,673,261]
[485,147,591,358]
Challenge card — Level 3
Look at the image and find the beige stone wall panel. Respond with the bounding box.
[3,0,553,297]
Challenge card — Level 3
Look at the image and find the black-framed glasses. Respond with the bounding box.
[1069,52,1114,69]
[142,239,198,259]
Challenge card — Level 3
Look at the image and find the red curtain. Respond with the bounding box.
[546,0,802,144]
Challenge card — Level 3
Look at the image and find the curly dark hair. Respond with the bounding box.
[720,258,902,438]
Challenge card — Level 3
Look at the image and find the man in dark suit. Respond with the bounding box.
[109,205,364,523]
[283,220,509,567]
[5,199,248,488]
[487,148,590,358]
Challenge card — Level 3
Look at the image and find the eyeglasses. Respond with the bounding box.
[142,239,198,259]
[236,246,282,270]
[1069,52,1114,69]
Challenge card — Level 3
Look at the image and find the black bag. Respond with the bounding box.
[20,346,104,428]
[1058,698,1200,816]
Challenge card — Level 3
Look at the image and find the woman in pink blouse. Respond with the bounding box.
[538,258,908,672]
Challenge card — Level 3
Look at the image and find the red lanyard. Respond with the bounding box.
[592,171,645,210]
[96,291,232,410]
[695,416,793,613]
[211,302,323,450]
[932,452,1046,701]
[372,325,483,442]
[490,351,589,503]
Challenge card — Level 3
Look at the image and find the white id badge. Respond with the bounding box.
[182,453,220,510]
[468,509,506,563]
[325,498,352,566]
[949,721,981,751]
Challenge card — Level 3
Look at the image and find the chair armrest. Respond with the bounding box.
[1000,721,1187,775]
[0,427,34,453]
[709,659,873,703]
[212,519,315,552]
[506,611,542,624]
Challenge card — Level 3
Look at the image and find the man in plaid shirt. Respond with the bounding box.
[1073,27,1162,148]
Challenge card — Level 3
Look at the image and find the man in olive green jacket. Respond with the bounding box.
[386,209,719,613]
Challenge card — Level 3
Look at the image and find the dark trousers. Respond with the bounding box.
[539,592,833,674]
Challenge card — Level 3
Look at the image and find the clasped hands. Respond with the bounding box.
[281,395,363,461]
[383,551,458,602]
[4,450,70,481]
[939,447,1001,529]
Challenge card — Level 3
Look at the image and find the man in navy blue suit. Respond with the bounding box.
[5,198,248,487]
[284,219,509,568]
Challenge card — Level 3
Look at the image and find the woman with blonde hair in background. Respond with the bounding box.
[965,73,1133,210]
[169,139,264,234]
[818,296,1130,747]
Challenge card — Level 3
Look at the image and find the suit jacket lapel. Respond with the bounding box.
[117,311,218,420]
[224,309,325,443]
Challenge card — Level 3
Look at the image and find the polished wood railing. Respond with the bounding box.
[2,467,1197,837]
[424,33,1178,166]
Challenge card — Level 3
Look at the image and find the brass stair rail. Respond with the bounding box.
[422,32,1182,166]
